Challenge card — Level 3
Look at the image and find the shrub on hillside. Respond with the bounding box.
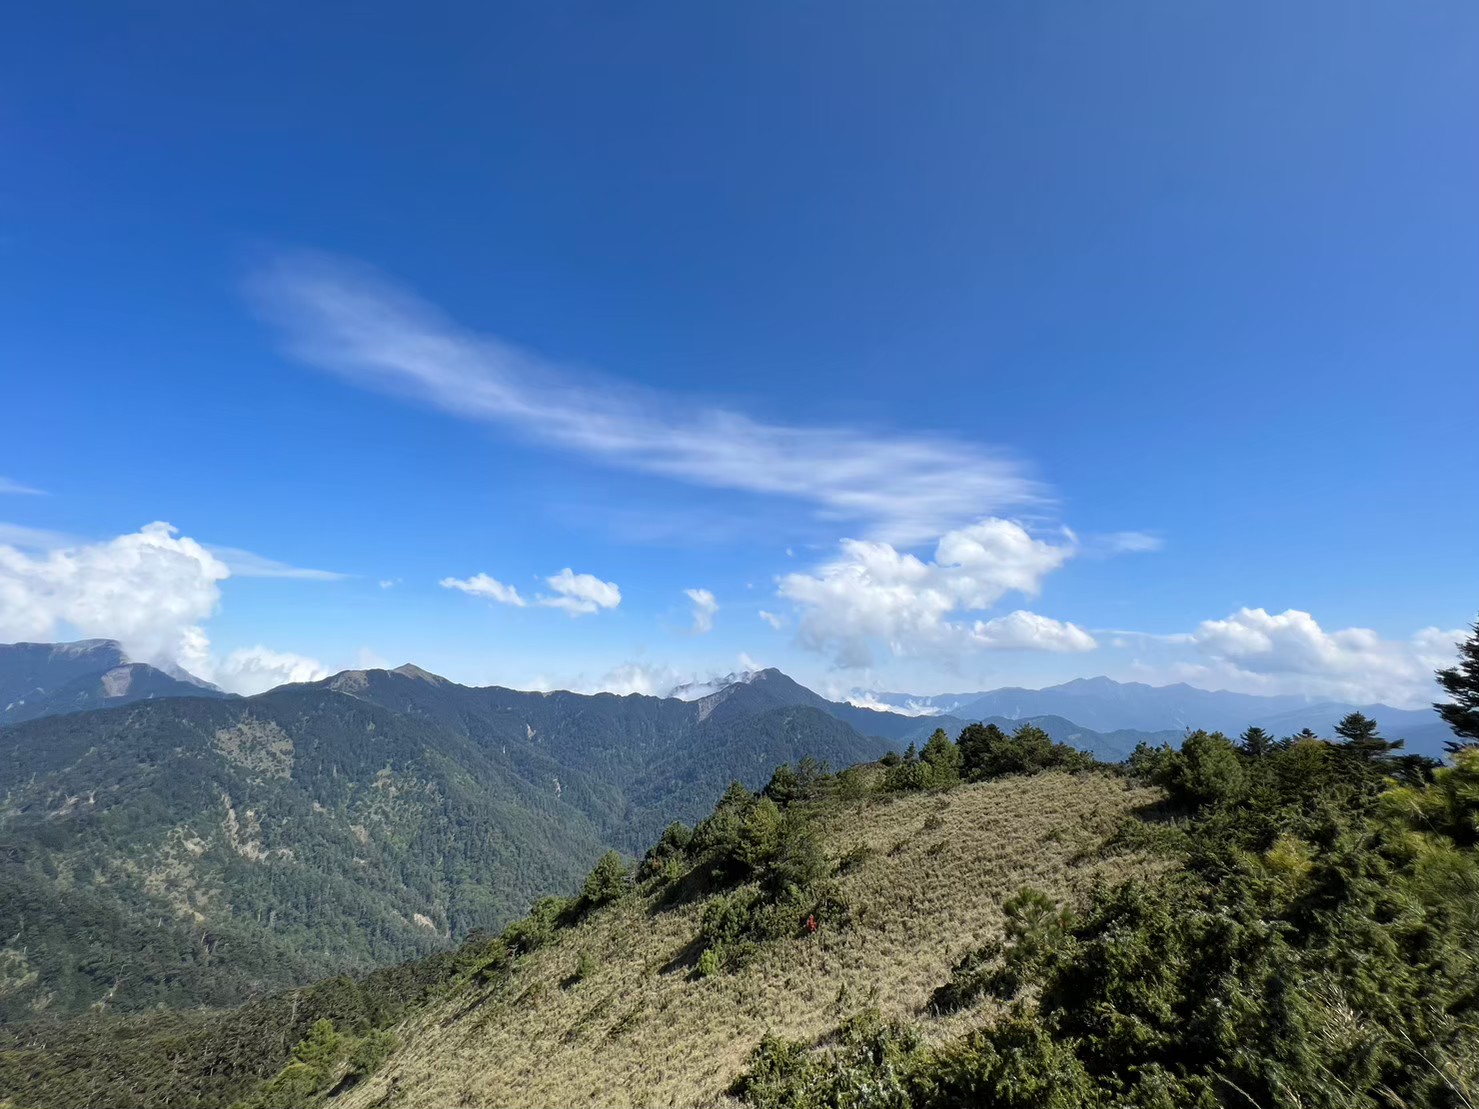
[1152,729,1246,810]
[957,722,1091,781]
[580,850,632,910]
[763,757,834,807]
[802,705,1479,1108]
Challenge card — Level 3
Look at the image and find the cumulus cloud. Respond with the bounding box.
[778,518,1092,667]
[1186,607,1463,707]
[0,521,339,693]
[965,611,1097,652]
[441,567,620,617]
[758,609,786,630]
[0,521,228,663]
[0,477,45,496]
[250,252,1044,544]
[685,588,718,634]
[216,646,330,694]
[542,568,621,616]
[440,573,527,606]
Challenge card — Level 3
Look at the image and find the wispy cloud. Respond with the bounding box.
[0,478,46,496]
[1095,531,1163,555]
[0,522,80,549]
[685,587,718,634]
[441,567,621,617]
[441,573,526,606]
[207,545,349,581]
[250,252,1045,545]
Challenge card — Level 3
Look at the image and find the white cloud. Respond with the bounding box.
[216,646,330,695]
[758,609,786,630]
[0,521,228,664]
[685,588,718,634]
[591,661,684,697]
[778,518,1091,667]
[0,521,341,693]
[0,478,45,496]
[378,579,398,590]
[251,253,1044,544]
[845,691,944,716]
[441,566,621,617]
[440,573,527,606]
[1185,607,1463,707]
[541,568,621,617]
[206,545,348,580]
[965,611,1097,652]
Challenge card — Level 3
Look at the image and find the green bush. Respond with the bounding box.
[919,729,962,787]
[957,722,1092,781]
[580,850,632,909]
[1153,729,1246,810]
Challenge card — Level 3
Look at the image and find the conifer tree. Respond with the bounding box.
[1238,726,1273,758]
[1334,711,1402,762]
[1435,615,1479,751]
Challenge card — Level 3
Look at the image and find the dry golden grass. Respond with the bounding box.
[333,772,1158,1109]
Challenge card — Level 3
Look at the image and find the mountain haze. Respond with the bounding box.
[0,639,229,725]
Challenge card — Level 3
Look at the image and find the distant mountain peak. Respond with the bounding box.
[393,663,448,684]
[666,670,762,702]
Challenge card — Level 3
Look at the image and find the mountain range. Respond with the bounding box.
[0,639,230,725]
[865,674,1454,756]
[0,640,1460,1020]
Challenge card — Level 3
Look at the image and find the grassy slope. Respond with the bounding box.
[334,771,1156,1109]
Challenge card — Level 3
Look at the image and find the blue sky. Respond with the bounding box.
[2,2,1476,706]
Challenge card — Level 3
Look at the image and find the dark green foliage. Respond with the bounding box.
[580,850,632,910]
[731,1010,923,1109]
[763,757,833,807]
[1435,616,1479,749]
[738,690,1479,1109]
[1334,712,1406,783]
[639,820,694,879]
[1152,728,1246,810]
[957,722,1009,779]
[1238,725,1274,757]
[956,722,1093,781]
[919,729,962,787]
[885,733,970,793]
[930,888,1072,1013]
[0,690,611,1020]
[0,934,494,1109]
[649,779,840,973]
[500,895,574,954]
[0,669,892,1019]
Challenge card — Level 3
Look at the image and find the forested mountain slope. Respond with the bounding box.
[0,671,894,1018]
[7,716,1473,1109]
[0,687,608,1020]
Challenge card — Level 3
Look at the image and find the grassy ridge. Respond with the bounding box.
[330,769,1152,1109]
